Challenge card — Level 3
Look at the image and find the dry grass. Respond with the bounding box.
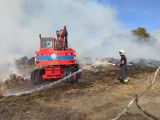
[0,65,159,120]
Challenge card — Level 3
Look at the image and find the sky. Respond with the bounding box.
[0,0,160,66]
[97,0,160,32]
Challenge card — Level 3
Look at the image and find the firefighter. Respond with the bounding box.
[117,50,129,84]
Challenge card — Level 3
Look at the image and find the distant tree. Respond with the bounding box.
[132,27,150,38]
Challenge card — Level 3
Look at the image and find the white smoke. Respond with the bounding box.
[0,0,160,64]
[152,30,160,42]
[88,32,160,60]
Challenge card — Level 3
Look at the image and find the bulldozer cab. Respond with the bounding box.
[41,38,53,48]
[39,34,64,51]
[40,37,54,52]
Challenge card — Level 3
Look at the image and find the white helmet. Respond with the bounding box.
[119,49,125,55]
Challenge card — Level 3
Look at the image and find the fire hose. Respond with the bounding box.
[135,67,160,120]
[112,67,160,120]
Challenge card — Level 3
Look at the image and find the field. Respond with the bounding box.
[0,63,160,120]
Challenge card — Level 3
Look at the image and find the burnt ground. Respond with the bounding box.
[0,64,160,120]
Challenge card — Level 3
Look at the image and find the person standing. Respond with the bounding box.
[118,50,129,84]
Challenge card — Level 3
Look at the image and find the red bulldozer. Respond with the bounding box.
[31,26,81,85]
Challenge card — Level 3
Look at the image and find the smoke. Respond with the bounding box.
[0,0,160,64]
[87,32,160,61]
[152,30,160,42]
